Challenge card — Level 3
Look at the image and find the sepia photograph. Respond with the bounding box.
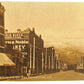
[0,1,84,81]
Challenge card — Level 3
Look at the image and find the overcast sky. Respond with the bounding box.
[1,2,84,48]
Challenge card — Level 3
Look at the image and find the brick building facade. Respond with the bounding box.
[0,3,5,53]
[5,28,44,75]
[0,3,16,76]
[5,28,61,76]
[5,44,24,76]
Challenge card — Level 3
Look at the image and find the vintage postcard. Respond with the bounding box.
[0,1,84,81]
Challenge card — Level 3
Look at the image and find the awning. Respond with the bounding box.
[0,53,15,66]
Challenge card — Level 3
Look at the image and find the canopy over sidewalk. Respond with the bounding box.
[0,53,15,66]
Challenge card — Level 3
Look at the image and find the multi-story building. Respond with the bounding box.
[5,28,44,75]
[0,3,5,53]
[0,3,16,76]
[55,53,60,71]
[0,2,60,76]
[42,47,60,73]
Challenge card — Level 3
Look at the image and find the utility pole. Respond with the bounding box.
[45,48,47,71]
[49,56,51,70]
[29,43,32,75]
[52,48,54,70]
[42,52,44,73]
[33,37,35,73]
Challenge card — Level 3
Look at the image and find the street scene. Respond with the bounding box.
[6,70,84,81]
[0,2,84,81]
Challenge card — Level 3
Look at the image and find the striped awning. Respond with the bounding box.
[0,53,15,66]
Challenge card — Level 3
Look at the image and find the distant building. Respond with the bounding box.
[75,57,84,72]
[55,53,60,71]
[42,47,60,73]
[5,28,44,74]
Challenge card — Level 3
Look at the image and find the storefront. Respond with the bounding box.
[0,53,15,76]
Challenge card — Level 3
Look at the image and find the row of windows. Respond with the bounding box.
[0,35,4,46]
[6,33,28,38]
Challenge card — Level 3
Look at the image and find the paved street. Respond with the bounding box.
[6,70,84,81]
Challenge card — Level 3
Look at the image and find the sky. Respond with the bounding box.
[1,2,84,48]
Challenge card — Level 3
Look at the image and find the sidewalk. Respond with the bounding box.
[0,75,23,81]
[0,73,41,81]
